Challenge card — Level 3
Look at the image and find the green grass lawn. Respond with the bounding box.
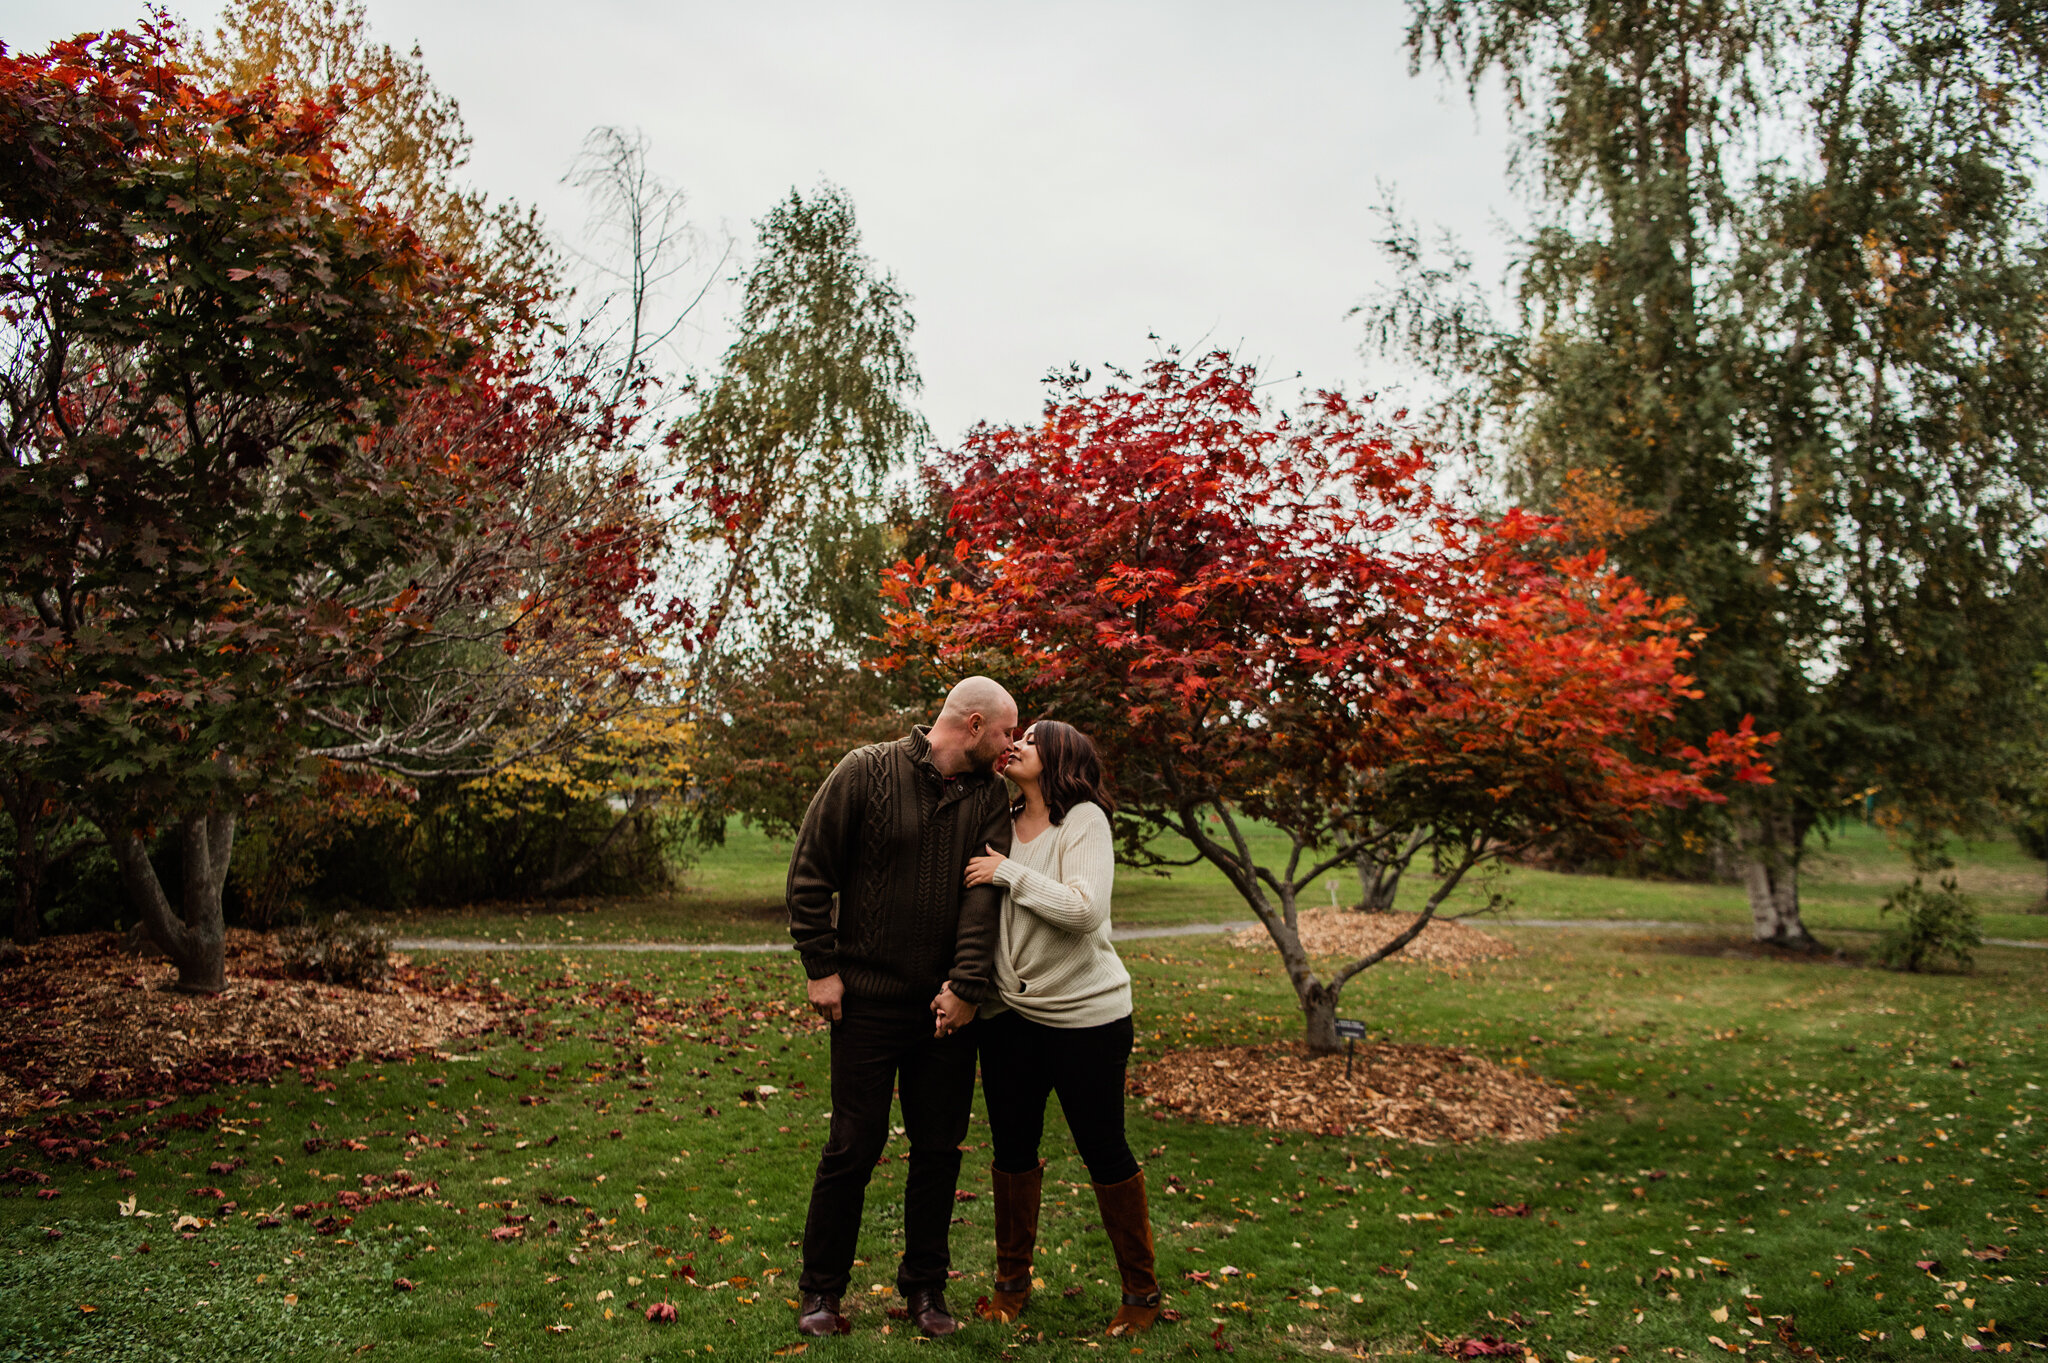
[4,918,2044,1360]
[374,819,2048,946]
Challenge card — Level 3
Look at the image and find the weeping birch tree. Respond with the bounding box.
[1369,0,2048,946]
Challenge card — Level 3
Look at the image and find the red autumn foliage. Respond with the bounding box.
[884,351,1769,1049]
[0,24,687,985]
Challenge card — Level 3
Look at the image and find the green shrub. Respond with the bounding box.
[1874,871,1983,972]
[276,912,393,987]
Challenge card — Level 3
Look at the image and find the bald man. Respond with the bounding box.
[787,676,1019,1338]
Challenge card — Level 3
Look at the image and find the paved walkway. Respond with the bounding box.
[392,919,2048,952]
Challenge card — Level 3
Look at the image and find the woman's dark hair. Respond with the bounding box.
[1015,719,1116,825]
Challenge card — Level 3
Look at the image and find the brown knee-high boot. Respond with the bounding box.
[978,1162,1043,1322]
[1092,1170,1161,1336]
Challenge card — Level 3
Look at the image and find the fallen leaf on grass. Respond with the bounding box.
[1438,1337,1520,1358]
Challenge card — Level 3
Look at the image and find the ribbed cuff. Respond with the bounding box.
[992,859,1025,888]
[800,952,840,981]
[947,975,991,1006]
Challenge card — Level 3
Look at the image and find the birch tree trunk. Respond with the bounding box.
[1736,806,1819,949]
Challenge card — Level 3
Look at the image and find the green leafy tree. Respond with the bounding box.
[675,185,932,835]
[1373,0,2048,945]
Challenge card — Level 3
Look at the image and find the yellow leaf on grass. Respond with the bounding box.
[1711,1306,1729,1323]
[1912,1326,1927,1340]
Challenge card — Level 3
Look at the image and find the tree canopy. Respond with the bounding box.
[1370,0,2048,943]
[884,351,1767,1049]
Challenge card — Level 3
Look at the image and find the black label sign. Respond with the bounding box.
[1334,1019,1369,1041]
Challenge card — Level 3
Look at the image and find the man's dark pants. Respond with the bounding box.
[797,994,977,1298]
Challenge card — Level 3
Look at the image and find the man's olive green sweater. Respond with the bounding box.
[786,727,1012,1006]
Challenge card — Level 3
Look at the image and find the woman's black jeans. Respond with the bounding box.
[978,1008,1139,1185]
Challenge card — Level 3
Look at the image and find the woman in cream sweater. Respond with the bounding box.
[957,719,1159,1337]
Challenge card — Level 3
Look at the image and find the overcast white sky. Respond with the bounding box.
[7,0,1521,444]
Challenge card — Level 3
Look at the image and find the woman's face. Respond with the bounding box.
[1003,724,1044,783]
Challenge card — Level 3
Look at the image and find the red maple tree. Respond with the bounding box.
[0,26,680,981]
[884,352,1770,1050]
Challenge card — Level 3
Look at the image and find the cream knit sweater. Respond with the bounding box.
[989,801,1131,1028]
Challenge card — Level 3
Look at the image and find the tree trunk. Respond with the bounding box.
[1735,808,1819,950]
[11,808,40,946]
[104,811,236,993]
[4,777,49,945]
[1298,979,1343,1054]
[1355,847,1402,913]
[540,790,655,896]
[1252,889,1345,1054]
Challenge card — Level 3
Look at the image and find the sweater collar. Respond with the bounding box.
[908,724,989,787]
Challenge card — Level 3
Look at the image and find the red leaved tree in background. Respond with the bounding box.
[0,27,680,983]
[884,352,1770,1050]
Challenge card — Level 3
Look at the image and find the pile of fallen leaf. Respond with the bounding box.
[1231,908,1513,966]
[1134,1041,1574,1143]
[0,931,506,1117]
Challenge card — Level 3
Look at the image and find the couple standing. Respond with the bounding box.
[785,676,1161,1339]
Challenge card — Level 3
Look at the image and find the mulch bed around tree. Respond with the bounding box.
[1230,907,1515,967]
[0,931,507,1118]
[1133,1041,1575,1143]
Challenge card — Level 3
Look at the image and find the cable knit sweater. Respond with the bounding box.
[989,801,1131,1028]
[786,727,1010,1005]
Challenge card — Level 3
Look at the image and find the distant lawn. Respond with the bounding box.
[374,818,2048,946]
[4,926,2043,1360]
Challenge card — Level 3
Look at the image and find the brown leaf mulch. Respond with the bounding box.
[1230,908,1514,967]
[0,931,507,1118]
[1133,1041,1575,1143]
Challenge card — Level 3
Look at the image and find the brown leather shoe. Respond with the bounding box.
[1092,1170,1162,1336]
[796,1292,849,1336]
[904,1286,960,1337]
[977,1161,1043,1322]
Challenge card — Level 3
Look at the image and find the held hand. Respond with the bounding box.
[807,972,845,1023]
[931,981,977,1038]
[963,844,1007,888]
